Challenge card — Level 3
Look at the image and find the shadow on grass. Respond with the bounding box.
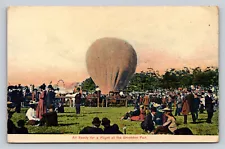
[85,112,104,114]
[75,114,87,117]
[58,114,75,117]
[176,123,182,126]
[190,121,205,124]
[58,122,79,126]
[197,118,206,121]
[62,111,75,113]
[32,132,63,134]
[58,114,87,117]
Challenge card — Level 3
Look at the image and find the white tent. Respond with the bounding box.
[58,87,67,94]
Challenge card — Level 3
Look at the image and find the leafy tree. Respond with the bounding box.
[81,66,219,92]
[81,77,96,92]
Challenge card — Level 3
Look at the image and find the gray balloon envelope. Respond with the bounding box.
[86,37,137,94]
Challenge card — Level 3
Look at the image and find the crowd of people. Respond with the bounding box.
[7,83,218,135]
[7,100,58,134]
[120,87,218,134]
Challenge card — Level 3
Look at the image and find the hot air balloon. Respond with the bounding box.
[86,37,137,94]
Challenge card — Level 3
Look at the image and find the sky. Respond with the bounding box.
[7,6,219,86]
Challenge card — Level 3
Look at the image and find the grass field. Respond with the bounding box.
[10,107,219,135]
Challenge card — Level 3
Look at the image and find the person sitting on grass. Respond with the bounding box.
[111,124,123,134]
[16,120,28,134]
[141,107,157,133]
[154,108,177,134]
[150,103,166,126]
[7,111,17,134]
[101,118,123,134]
[26,101,40,125]
[7,102,17,134]
[130,105,146,121]
[121,105,142,120]
[39,104,58,126]
[79,117,103,134]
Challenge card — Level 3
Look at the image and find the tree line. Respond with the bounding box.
[81,66,218,92]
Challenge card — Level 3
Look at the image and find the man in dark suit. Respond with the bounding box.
[141,107,157,133]
[205,90,214,123]
[46,85,55,111]
[186,89,196,123]
[11,85,23,113]
[75,88,82,114]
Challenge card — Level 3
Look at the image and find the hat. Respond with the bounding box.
[158,109,164,113]
[101,118,110,126]
[7,102,15,109]
[47,85,54,89]
[48,104,54,110]
[39,84,46,90]
[153,103,160,108]
[162,107,172,111]
[92,117,101,125]
[150,107,157,112]
[29,101,38,105]
[208,90,213,93]
[7,101,12,105]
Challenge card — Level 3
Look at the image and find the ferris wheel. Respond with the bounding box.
[56,79,65,88]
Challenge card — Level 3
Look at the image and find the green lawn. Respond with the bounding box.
[10,107,219,135]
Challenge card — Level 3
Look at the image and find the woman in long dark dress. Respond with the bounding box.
[36,84,47,119]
